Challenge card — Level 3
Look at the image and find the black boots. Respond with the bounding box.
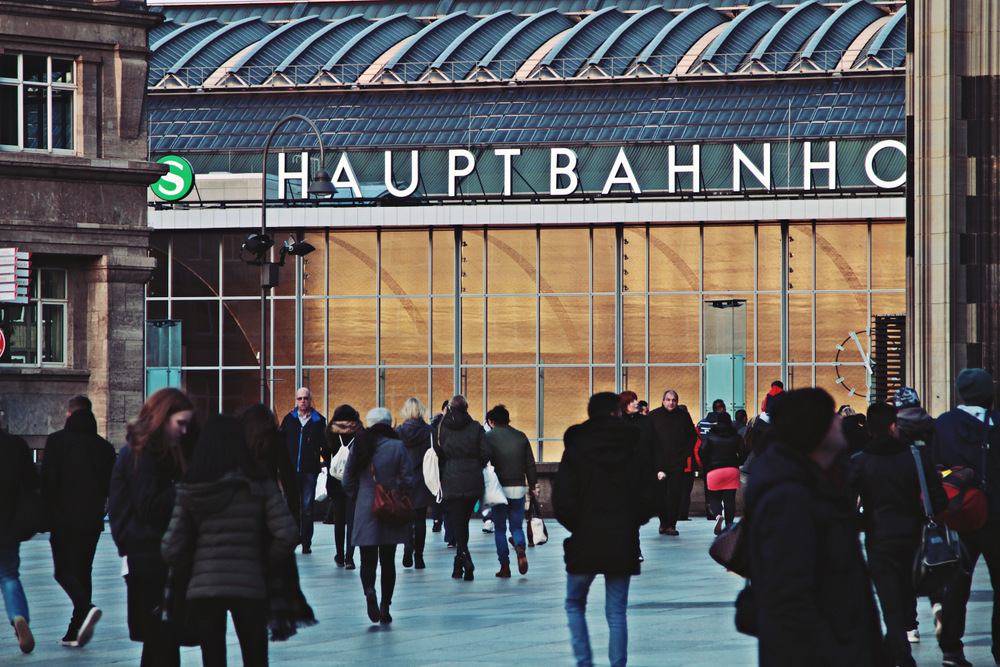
[365,589,380,623]
[379,601,392,624]
[462,552,475,581]
[452,556,464,579]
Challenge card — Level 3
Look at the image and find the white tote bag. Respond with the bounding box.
[315,468,329,502]
[329,437,353,481]
[481,463,507,508]
[423,435,443,504]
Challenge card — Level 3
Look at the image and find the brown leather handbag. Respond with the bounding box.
[371,462,416,525]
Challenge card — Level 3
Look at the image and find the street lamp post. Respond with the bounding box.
[251,114,335,405]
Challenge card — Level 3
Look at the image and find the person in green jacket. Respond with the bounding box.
[485,405,538,578]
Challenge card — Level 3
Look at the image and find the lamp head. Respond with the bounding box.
[283,234,316,257]
[311,169,336,197]
[242,233,273,256]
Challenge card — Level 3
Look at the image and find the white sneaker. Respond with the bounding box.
[907,629,919,643]
[933,602,943,639]
[482,520,494,533]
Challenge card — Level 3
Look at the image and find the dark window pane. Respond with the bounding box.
[23,85,45,149]
[0,85,16,145]
[23,55,45,82]
[172,233,219,298]
[222,369,260,416]
[222,299,260,367]
[51,88,72,149]
[182,369,220,422]
[148,237,169,297]
[0,54,16,79]
[0,303,36,364]
[41,303,64,363]
[172,300,220,366]
[52,59,73,84]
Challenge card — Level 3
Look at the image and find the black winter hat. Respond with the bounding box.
[331,404,360,422]
[957,368,993,407]
[770,387,836,454]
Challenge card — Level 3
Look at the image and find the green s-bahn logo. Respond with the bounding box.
[150,156,195,201]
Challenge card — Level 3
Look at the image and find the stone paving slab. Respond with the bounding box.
[2,518,995,666]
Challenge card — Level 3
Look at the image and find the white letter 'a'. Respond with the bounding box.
[602,147,641,195]
[550,148,578,196]
[448,149,475,197]
[332,153,362,198]
[385,151,419,198]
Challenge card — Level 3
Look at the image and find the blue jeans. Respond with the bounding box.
[566,573,630,667]
[492,496,526,563]
[0,546,29,624]
[297,473,318,548]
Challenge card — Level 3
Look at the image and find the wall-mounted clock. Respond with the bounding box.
[833,330,873,401]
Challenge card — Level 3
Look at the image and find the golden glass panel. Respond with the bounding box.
[270,298,295,367]
[622,295,647,362]
[593,366,616,395]
[648,366,700,415]
[542,366,591,460]
[756,295,781,363]
[622,227,647,293]
[432,368,456,416]
[380,297,429,366]
[704,226,754,292]
[432,229,455,296]
[329,231,377,296]
[593,295,615,365]
[268,367,300,412]
[752,368,782,413]
[431,297,455,365]
[649,225,700,293]
[871,223,905,290]
[486,296,536,365]
[487,228,536,295]
[593,227,617,294]
[301,296,326,367]
[649,295,700,364]
[788,223,813,290]
[622,366,646,403]
[540,228,590,293]
[872,291,906,319]
[757,224,782,292]
[222,233,261,297]
[541,295,589,365]
[816,363,869,413]
[301,232,327,298]
[329,298,376,366]
[788,364,815,392]
[383,368,430,418]
[461,367,485,420]
[788,293,813,364]
[381,230,429,296]
[816,292,869,364]
[461,229,484,295]
[816,223,868,292]
[328,368,377,415]
[486,367,537,441]
[460,296,484,364]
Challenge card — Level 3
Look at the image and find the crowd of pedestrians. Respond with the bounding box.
[1,370,998,667]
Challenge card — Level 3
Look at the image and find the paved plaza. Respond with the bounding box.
[3,517,995,666]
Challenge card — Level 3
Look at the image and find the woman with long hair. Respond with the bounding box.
[326,404,365,569]
[240,404,299,521]
[342,407,414,623]
[395,397,434,570]
[109,388,198,667]
[162,414,298,666]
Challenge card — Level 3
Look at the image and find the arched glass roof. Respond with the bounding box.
[477,9,574,80]
[586,6,674,77]
[228,15,326,85]
[796,0,885,70]
[429,11,524,81]
[742,0,831,73]
[321,13,422,83]
[535,6,628,78]
[274,15,370,85]
[384,11,479,82]
[634,4,725,77]
[165,18,273,87]
[853,4,905,69]
[699,1,784,74]
[149,18,222,84]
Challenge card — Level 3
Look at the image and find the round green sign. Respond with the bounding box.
[151,155,195,201]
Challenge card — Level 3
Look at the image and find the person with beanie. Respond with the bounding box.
[931,368,1000,667]
[342,407,413,624]
[745,387,886,666]
[326,405,365,569]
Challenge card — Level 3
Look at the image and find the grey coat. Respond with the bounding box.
[161,472,298,601]
[343,427,415,547]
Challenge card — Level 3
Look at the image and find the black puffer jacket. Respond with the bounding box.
[851,436,947,542]
[0,432,38,549]
[699,423,744,473]
[434,409,489,501]
[396,418,434,509]
[161,472,297,600]
[745,443,886,667]
[553,416,656,576]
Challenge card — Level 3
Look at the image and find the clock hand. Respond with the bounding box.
[849,331,872,372]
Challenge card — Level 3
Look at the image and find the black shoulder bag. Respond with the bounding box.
[911,443,965,597]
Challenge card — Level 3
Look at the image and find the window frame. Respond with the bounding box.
[0,267,68,367]
[0,53,76,154]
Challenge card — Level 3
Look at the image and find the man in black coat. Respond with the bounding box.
[41,395,116,648]
[646,389,698,535]
[931,368,1000,667]
[554,392,656,667]
[278,387,327,554]
[0,419,39,654]
[746,387,887,666]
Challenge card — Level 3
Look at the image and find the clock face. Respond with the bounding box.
[832,330,872,401]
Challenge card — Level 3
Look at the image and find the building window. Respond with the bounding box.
[0,54,75,152]
[0,269,67,365]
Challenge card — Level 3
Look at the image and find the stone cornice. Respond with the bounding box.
[0,154,167,186]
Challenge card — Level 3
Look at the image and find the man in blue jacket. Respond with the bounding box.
[279,387,327,554]
[932,368,1000,667]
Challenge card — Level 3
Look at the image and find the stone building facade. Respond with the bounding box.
[0,0,165,451]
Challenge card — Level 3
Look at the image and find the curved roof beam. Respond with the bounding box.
[427,10,521,81]
[743,0,831,73]
[382,11,478,82]
[698,1,785,74]
[634,4,724,76]
[228,15,322,74]
[798,0,884,71]
[585,6,673,77]
[476,9,575,81]
[534,6,628,79]
[856,4,905,68]
[538,7,625,66]
[150,17,217,53]
[166,17,268,75]
[272,14,368,85]
[320,12,421,83]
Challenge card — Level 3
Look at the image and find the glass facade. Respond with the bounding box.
[149,219,904,461]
